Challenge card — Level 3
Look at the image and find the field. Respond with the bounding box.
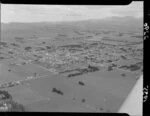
[0,17,143,112]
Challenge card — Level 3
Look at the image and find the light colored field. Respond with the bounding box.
[2,68,138,112]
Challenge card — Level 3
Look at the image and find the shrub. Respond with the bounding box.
[24,46,32,52]
[121,73,126,77]
[78,81,85,86]
[52,88,64,95]
[108,66,113,71]
[7,101,25,112]
[0,90,12,100]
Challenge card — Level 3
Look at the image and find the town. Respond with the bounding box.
[0,38,143,90]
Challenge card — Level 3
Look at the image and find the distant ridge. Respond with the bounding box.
[1,16,143,25]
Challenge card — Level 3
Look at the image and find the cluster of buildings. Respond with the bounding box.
[2,40,142,77]
[8,41,121,74]
[0,80,21,89]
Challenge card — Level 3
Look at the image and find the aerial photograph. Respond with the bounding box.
[0,2,143,112]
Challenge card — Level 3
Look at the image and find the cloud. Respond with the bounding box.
[111,9,143,17]
[111,1,143,17]
[1,2,143,23]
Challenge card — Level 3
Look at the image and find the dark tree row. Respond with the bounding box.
[67,65,99,78]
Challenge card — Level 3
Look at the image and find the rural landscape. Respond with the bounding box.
[0,4,143,112]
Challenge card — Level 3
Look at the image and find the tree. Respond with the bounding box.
[11,43,20,47]
[0,42,7,47]
[121,73,126,77]
[24,46,32,52]
[81,98,86,103]
[46,46,51,49]
[15,37,25,44]
[0,90,12,100]
[88,65,99,72]
[78,81,85,86]
[108,66,113,71]
[52,88,64,95]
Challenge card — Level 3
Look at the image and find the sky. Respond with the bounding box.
[1,1,143,23]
